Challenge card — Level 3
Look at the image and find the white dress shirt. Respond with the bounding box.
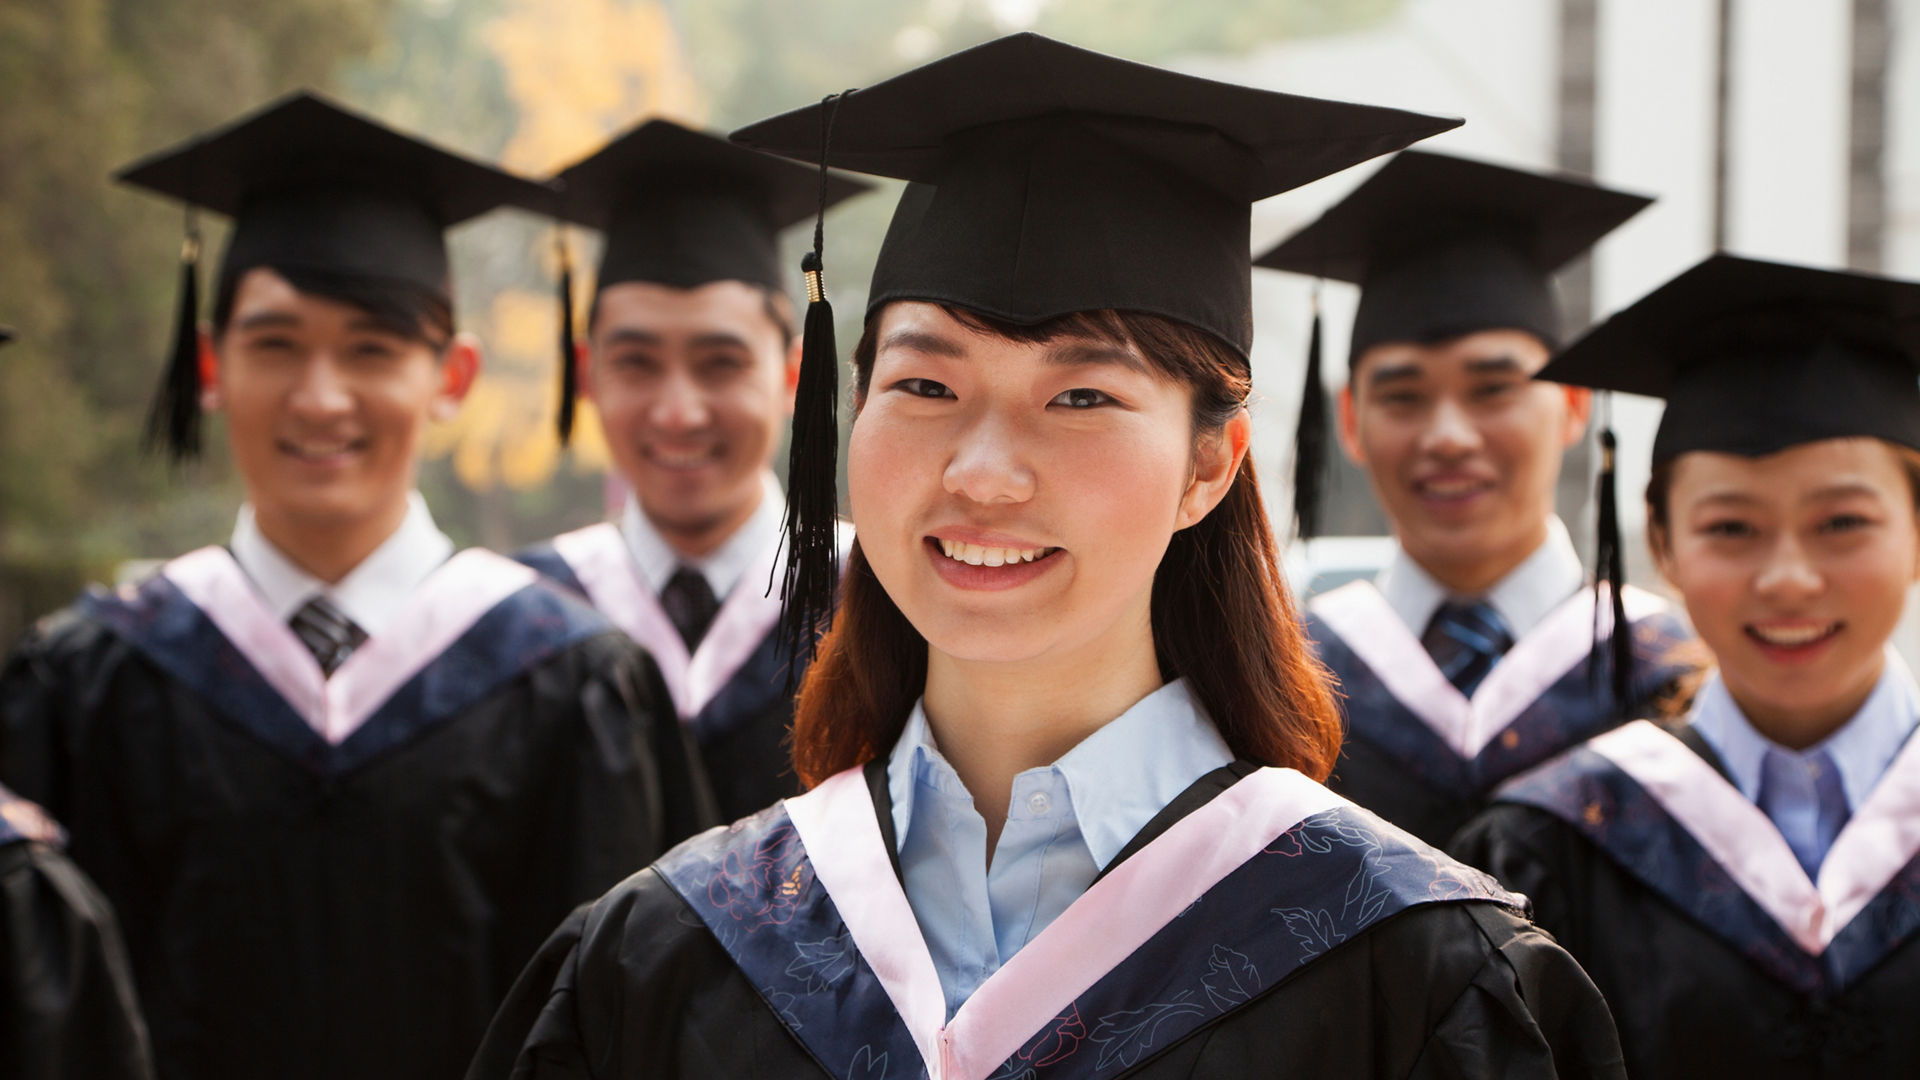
[620,470,784,601]
[229,492,454,637]
[1375,516,1585,638]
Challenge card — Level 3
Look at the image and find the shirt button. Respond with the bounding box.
[1026,791,1052,816]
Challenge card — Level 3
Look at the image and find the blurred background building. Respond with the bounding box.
[1,0,1916,648]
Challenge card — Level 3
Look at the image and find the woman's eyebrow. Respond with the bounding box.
[1046,340,1150,374]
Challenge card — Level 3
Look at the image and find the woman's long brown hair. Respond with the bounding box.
[790,305,1342,787]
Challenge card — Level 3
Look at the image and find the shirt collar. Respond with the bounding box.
[1376,515,1583,637]
[229,492,454,637]
[884,678,1235,870]
[620,470,784,599]
[1690,648,1920,811]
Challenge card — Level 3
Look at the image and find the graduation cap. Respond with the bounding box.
[116,90,557,461]
[730,32,1461,659]
[1255,150,1652,540]
[1542,254,1920,461]
[544,119,872,443]
[1542,253,1920,707]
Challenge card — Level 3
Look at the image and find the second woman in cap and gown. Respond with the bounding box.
[1455,255,1920,1076]
[471,34,1628,1080]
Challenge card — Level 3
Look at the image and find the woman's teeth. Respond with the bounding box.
[936,539,1050,566]
[1749,623,1839,647]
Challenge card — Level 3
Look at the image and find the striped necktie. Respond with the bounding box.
[290,595,369,677]
[1421,600,1515,697]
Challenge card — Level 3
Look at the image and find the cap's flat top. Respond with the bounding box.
[551,118,870,231]
[1539,254,1920,398]
[116,90,557,223]
[730,32,1460,202]
[1255,150,1653,282]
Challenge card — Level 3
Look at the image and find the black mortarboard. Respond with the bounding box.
[730,32,1460,661]
[1257,150,1653,359]
[116,90,556,461]
[1540,254,1920,462]
[1543,254,1920,707]
[1256,150,1652,540]
[544,119,871,442]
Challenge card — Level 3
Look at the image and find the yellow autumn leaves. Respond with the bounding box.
[430,0,704,492]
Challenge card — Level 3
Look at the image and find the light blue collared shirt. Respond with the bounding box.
[884,679,1234,1019]
[1692,650,1919,871]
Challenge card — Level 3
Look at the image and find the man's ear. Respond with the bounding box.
[431,332,482,422]
[574,339,594,402]
[782,333,803,414]
[1560,385,1593,448]
[1177,408,1252,529]
[197,327,223,411]
[1335,383,1365,465]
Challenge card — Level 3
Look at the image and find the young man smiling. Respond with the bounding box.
[0,94,711,1080]
[517,120,867,821]
[1258,150,1697,847]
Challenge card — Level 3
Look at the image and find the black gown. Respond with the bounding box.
[1304,580,1695,847]
[0,785,154,1080]
[469,759,1627,1080]
[1454,718,1920,1078]
[517,522,803,821]
[0,545,716,1080]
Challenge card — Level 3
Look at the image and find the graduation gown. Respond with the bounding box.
[0,787,154,1080]
[1453,719,1920,1077]
[0,545,714,1080]
[469,760,1627,1079]
[517,522,800,821]
[1304,581,1695,847]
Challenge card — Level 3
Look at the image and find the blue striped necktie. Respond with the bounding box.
[1421,600,1514,697]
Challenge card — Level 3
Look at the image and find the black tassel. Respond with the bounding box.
[1591,405,1633,710]
[778,92,852,669]
[144,211,203,461]
[1291,290,1327,542]
[555,231,578,445]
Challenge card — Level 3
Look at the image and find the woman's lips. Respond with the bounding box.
[924,536,1063,591]
[1745,620,1843,663]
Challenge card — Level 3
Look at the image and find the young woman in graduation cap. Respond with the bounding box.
[1455,255,1920,1077]
[472,34,1627,1080]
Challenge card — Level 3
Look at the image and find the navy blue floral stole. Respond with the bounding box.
[1306,581,1693,798]
[654,765,1521,1080]
[79,546,608,776]
[1499,719,1920,996]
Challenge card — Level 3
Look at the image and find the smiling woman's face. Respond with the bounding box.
[846,302,1208,668]
[1654,437,1920,742]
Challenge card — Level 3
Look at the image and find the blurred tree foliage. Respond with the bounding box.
[0,0,1399,638]
[0,0,396,643]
